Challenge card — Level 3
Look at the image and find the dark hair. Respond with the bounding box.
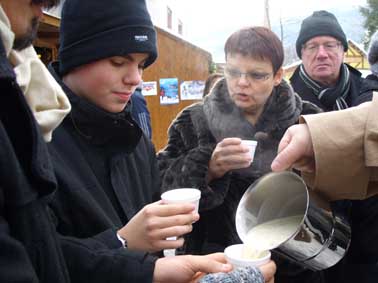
[32,0,60,9]
[203,73,223,97]
[224,26,284,74]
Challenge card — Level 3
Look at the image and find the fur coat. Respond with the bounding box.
[157,78,321,254]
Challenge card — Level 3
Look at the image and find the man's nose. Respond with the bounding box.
[315,45,329,57]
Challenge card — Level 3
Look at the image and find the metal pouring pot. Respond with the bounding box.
[235,171,351,271]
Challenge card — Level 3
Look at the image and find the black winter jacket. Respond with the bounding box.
[360,74,378,96]
[48,62,160,283]
[0,41,70,282]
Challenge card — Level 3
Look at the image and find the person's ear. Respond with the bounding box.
[273,67,284,86]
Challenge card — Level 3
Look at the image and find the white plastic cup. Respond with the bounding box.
[241,140,258,161]
[224,244,271,269]
[161,188,201,213]
[161,188,201,256]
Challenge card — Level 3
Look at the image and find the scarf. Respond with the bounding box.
[202,78,304,178]
[0,5,71,142]
[203,78,302,142]
[299,64,351,110]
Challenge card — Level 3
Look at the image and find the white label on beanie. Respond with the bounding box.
[135,35,148,42]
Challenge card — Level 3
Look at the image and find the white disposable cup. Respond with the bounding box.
[224,244,271,269]
[161,188,201,256]
[241,140,258,161]
[161,188,201,213]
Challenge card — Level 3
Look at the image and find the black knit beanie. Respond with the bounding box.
[58,0,158,75]
[296,10,348,58]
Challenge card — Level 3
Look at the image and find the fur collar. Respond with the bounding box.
[203,78,302,143]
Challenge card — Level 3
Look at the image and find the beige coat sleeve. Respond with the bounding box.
[300,93,378,201]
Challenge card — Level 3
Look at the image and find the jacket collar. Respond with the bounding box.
[48,61,141,150]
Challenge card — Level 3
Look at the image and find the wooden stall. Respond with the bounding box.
[143,27,212,150]
[344,39,370,70]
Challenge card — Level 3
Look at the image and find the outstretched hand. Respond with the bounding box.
[271,124,315,173]
[153,253,232,283]
[153,254,276,283]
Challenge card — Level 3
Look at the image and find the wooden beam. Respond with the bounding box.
[41,13,60,28]
[344,57,364,63]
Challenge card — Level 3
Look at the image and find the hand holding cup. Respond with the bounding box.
[117,198,199,253]
[161,188,201,256]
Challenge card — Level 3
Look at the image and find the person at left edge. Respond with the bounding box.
[0,0,71,282]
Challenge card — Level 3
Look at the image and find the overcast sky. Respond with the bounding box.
[174,0,367,62]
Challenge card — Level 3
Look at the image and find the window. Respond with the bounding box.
[178,19,183,35]
[167,6,172,29]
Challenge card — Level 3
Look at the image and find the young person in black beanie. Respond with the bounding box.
[47,0,276,282]
[289,10,377,283]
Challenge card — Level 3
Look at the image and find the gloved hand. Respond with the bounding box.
[199,262,276,283]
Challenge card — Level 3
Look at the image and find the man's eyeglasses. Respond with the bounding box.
[224,67,272,83]
[302,41,342,55]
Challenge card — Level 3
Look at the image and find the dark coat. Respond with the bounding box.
[360,73,378,96]
[340,73,378,283]
[353,73,378,256]
[47,62,159,283]
[291,65,377,283]
[157,78,321,253]
[0,41,70,282]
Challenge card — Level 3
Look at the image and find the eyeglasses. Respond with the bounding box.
[224,67,272,83]
[302,41,342,55]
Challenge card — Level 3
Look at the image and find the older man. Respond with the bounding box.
[289,10,376,283]
[290,10,372,110]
